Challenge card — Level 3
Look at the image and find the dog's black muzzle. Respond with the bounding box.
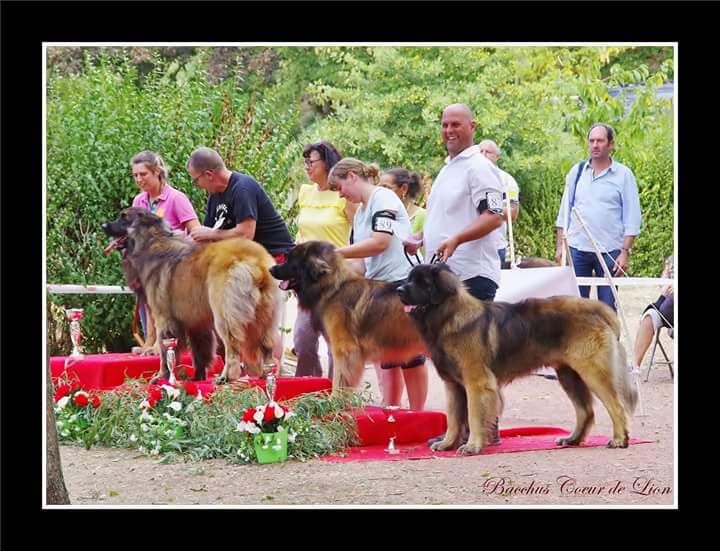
[269,263,296,291]
[101,221,129,255]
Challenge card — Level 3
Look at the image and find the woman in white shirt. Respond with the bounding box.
[329,158,427,411]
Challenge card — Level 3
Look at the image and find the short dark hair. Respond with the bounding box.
[587,123,615,142]
[302,141,343,170]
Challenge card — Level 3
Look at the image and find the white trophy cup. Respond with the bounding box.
[163,338,178,385]
[65,308,85,359]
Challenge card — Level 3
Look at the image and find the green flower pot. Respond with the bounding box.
[253,430,288,464]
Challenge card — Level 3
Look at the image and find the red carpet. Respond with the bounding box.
[322,426,652,463]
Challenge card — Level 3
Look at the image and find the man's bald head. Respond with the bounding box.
[441,103,476,159]
[442,103,474,122]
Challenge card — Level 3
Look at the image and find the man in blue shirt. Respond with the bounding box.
[555,123,642,311]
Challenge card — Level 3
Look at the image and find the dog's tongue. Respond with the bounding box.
[403,304,416,313]
[278,280,290,291]
[103,236,126,255]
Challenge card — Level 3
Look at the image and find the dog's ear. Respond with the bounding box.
[429,265,459,304]
[307,257,332,281]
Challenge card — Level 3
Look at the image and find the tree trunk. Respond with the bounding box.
[46,359,70,504]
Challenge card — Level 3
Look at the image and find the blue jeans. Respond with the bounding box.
[570,247,621,311]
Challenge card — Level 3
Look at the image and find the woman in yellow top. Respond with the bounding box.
[293,141,357,377]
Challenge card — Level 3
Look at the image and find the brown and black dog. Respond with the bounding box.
[269,241,426,390]
[398,263,637,455]
[102,207,280,383]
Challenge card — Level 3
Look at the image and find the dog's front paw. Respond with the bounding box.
[140,345,159,356]
[430,438,457,452]
[556,436,582,447]
[606,436,629,449]
[213,374,229,385]
[456,440,484,455]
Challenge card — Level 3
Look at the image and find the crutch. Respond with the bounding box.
[572,207,645,417]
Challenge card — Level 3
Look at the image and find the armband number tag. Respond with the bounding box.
[486,191,504,214]
[372,209,397,234]
[373,216,394,233]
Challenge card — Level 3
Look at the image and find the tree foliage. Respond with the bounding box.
[46,45,674,353]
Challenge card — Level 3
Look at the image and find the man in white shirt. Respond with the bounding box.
[477,139,520,266]
[405,103,506,445]
[406,103,506,300]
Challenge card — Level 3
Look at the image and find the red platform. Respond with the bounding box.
[50,352,332,399]
[50,351,223,390]
[354,405,447,446]
[50,353,439,447]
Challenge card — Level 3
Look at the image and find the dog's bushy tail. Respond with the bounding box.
[612,338,638,417]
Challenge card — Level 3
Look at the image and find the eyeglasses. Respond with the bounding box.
[191,171,209,186]
[303,158,324,167]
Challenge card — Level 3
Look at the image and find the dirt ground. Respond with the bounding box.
[57,286,676,507]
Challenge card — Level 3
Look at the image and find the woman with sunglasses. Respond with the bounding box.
[292,141,357,378]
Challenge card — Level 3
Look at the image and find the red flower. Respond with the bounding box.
[242,407,257,423]
[263,404,277,422]
[146,386,163,408]
[90,395,101,409]
[54,384,71,401]
[73,392,89,407]
[184,382,198,396]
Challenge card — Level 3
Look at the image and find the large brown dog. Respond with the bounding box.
[269,241,426,390]
[102,207,280,383]
[397,263,637,455]
[104,234,159,354]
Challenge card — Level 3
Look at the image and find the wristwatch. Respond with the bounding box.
[621,247,632,255]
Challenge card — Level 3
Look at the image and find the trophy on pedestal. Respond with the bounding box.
[163,338,178,385]
[264,368,277,402]
[383,405,401,454]
[65,308,85,359]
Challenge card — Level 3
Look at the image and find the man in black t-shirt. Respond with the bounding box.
[186,147,293,259]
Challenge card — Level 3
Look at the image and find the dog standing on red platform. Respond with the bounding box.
[398,263,637,455]
[269,241,427,391]
[102,207,280,383]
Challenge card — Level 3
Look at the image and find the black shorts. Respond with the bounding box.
[643,293,674,328]
[380,354,426,370]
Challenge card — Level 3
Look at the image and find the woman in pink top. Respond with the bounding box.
[129,151,200,348]
[130,151,200,233]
